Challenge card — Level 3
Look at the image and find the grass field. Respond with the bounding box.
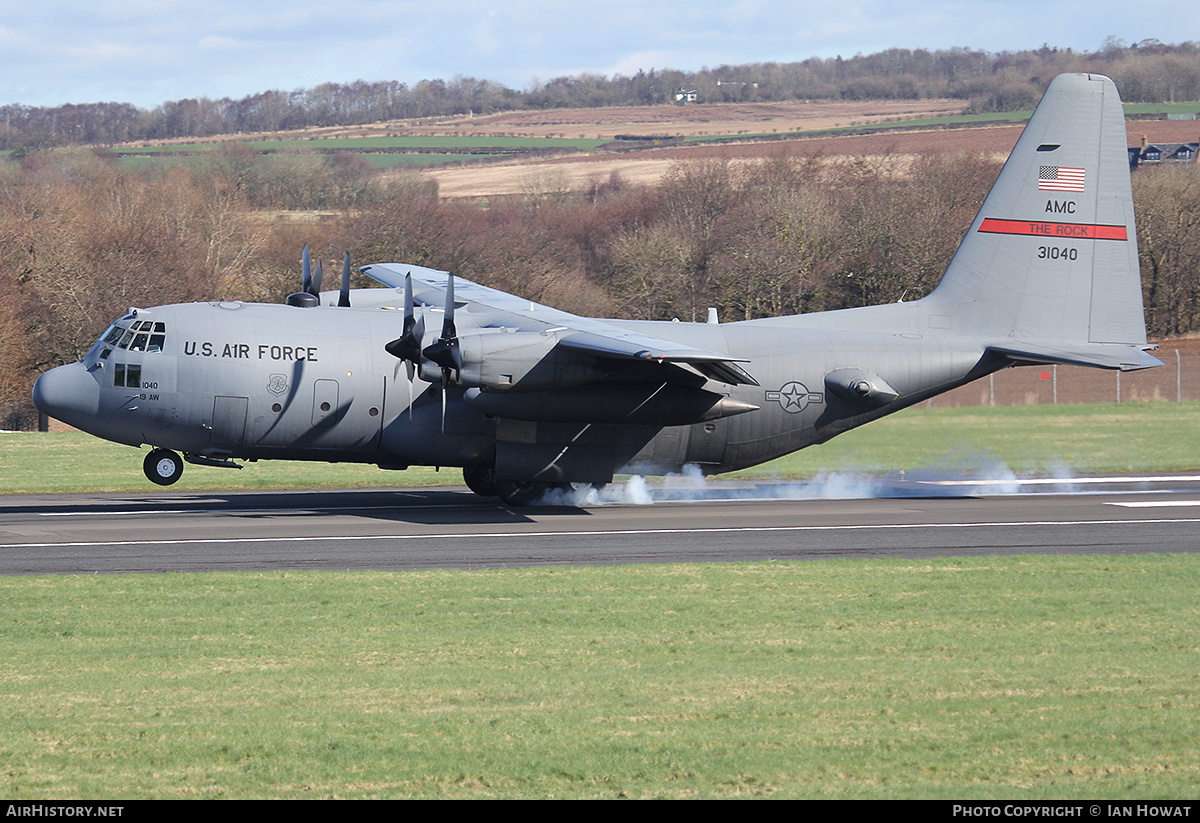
[2,556,1197,799]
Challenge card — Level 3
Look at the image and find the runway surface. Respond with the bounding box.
[2,474,1200,575]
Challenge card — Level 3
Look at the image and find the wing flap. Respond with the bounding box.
[557,331,759,386]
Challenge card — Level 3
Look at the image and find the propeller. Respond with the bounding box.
[290,245,354,308]
[422,274,462,381]
[383,272,462,431]
[383,273,427,423]
[421,275,463,432]
[288,245,321,307]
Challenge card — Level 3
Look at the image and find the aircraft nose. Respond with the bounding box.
[32,362,101,428]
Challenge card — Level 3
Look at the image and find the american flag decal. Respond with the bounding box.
[1039,165,1085,192]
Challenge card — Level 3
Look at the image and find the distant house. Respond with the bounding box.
[674,87,698,104]
[1129,136,1199,169]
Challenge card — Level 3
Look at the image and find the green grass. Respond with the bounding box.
[0,430,449,494]
[4,402,1195,495]
[1,556,1197,798]
[1123,102,1200,116]
[725,402,1200,480]
[682,109,1037,145]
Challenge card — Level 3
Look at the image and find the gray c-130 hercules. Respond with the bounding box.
[33,73,1161,505]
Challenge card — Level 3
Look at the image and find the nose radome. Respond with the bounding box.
[32,362,100,428]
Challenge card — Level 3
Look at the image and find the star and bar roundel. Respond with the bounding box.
[765,382,824,413]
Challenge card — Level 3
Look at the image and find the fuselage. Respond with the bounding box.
[33,289,995,482]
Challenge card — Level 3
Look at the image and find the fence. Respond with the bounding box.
[929,347,1200,407]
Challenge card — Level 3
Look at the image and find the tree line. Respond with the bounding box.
[3,40,1199,153]
[3,148,1198,428]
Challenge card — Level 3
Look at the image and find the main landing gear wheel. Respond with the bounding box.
[144,448,183,486]
[463,466,498,498]
[495,479,548,507]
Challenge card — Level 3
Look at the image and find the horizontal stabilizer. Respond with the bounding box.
[987,343,1163,371]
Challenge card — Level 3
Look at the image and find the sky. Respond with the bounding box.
[1,1,1195,109]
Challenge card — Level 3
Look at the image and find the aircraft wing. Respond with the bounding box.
[360,263,759,386]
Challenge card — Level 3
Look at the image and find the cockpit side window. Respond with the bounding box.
[113,363,141,388]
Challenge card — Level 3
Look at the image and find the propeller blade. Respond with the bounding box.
[407,363,415,426]
[309,260,324,301]
[441,273,456,340]
[404,273,415,338]
[338,251,351,307]
[301,244,312,294]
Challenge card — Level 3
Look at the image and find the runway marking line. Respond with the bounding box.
[5,517,1200,550]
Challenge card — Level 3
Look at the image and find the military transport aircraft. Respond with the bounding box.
[32,73,1161,505]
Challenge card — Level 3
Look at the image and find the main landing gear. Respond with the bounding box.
[462,467,546,505]
[143,448,183,486]
[462,467,603,506]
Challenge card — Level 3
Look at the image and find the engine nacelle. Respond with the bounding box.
[429,330,603,391]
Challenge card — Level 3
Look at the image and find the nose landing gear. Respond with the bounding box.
[143,448,183,486]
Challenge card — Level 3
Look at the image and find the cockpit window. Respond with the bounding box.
[100,321,167,353]
[91,318,168,368]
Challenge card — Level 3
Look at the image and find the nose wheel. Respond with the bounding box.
[143,448,184,486]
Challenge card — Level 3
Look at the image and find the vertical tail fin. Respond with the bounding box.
[925,73,1159,369]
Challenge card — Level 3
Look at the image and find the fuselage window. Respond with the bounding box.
[113,363,141,388]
